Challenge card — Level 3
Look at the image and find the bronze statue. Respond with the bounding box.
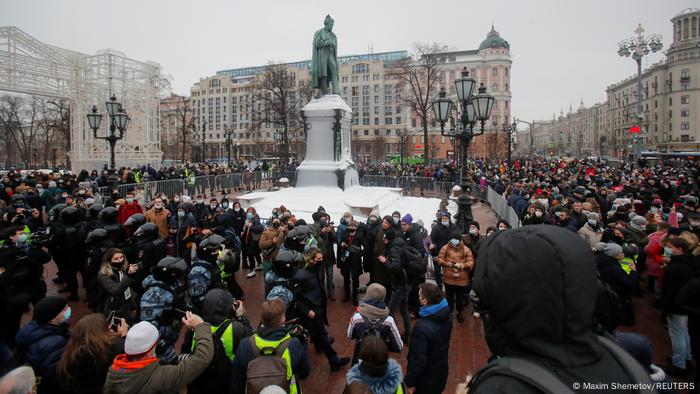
[312,15,339,95]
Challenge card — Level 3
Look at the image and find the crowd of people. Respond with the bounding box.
[0,155,698,393]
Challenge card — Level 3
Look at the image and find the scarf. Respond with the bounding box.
[419,299,448,317]
[358,300,389,321]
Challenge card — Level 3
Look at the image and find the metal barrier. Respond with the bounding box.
[486,186,521,228]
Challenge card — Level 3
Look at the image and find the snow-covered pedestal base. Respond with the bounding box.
[237,186,446,227]
[296,94,359,190]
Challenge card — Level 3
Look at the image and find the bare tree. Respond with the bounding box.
[0,95,22,167]
[389,42,449,166]
[46,99,71,167]
[429,135,440,161]
[174,96,193,163]
[37,98,60,167]
[251,63,312,168]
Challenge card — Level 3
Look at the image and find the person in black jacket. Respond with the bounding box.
[469,225,650,394]
[595,242,639,326]
[363,211,381,282]
[293,247,350,372]
[379,229,411,342]
[338,220,364,306]
[661,236,696,375]
[404,283,452,394]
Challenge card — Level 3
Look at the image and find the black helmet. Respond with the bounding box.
[88,204,104,219]
[99,206,118,222]
[134,222,158,239]
[285,225,311,251]
[85,228,109,245]
[156,256,188,276]
[574,186,587,196]
[60,206,81,224]
[48,203,67,222]
[11,194,25,206]
[197,235,225,258]
[124,213,146,229]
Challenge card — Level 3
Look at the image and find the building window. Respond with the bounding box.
[374,130,379,136]
[342,76,348,83]
[505,68,509,77]
[363,118,370,125]
[374,85,379,93]
[681,123,690,130]
[682,84,689,91]
[352,63,369,73]
[374,118,379,125]
[681,108,690,117]
[385,117,393,125]
[386,130,391,136]
[364,130,368,136]
[412,118,417,128]
[492,67,498,76]
[681,134,690,141]
[374,107,379,115]
[343,87,348,95]
[681,95,690,104]
[396,116,401,124]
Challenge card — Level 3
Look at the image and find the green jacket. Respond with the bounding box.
[103,323,214,394]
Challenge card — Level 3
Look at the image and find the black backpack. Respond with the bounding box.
[402,246,427,280]
[353,316,390,363]
[188,321,233,393]
[468,336,654,394]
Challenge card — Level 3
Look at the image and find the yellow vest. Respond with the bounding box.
[191,320,235,360]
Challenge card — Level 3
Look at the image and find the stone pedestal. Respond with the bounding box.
[295,94,359,189]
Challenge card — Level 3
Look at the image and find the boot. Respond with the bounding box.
[352,291,359,307]
[457,311,464,323]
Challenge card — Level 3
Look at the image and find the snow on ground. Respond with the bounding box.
[237,185,451,226]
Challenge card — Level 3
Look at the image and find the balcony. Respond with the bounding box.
[680,76,691,83]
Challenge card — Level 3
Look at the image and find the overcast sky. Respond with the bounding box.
[1,0,696,121]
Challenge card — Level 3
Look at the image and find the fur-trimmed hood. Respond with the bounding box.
[346,359,403,394]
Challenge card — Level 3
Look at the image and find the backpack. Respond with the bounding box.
[402,246,427,279]
[468,336,654,394]
[246,335,293,394]
[188,321,232,393]
[353,316,390,363]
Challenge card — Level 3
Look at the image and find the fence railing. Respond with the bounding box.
[359,176,520,228]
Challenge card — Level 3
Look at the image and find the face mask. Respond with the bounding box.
[210,204,217,209]
[393,217,399,224]
[535,211,543,217]
[62,307,72,323]
[441,220,449,226]
[197,199,204,204]
[78,190,86,195]
[499,226,507,231]
[234,207,241,212]
[247,212,254,220]
[154,204,163,210]
[650,207,658,213]
[369,216,377,223]
[450,239,460,246]
[178,211,185,218]
[690,220,700,228]
[664,247,673,256]
[628,213,636,219]
[222,202,229,209]
[273,222,280,228]
[126,198,134,204]
[487,231,494,237]
[61,194,68,199]
[588,219,597,227]
[469,228,478,236]
[111,258,124,266]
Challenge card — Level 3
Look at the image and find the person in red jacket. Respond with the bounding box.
[117,191,144,224]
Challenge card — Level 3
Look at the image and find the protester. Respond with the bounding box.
[103,312,213,393]
[346,336,406,394]
[437,231,474,323]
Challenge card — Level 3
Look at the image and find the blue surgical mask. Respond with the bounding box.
[16,233,28,244]
[450,239,460,246]
[664,247,673,256]
[177,211,185,218]
[62,306,72,323]
[247,212,254,220]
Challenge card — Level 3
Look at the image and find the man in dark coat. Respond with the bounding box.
[404,283,452,394]
[430,212,456,288]
[293,248,350,371]
[469,225,649,393]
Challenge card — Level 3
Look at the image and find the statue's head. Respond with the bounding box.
[324,15,334,30]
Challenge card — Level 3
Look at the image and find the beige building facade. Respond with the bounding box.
[189,26,513,163]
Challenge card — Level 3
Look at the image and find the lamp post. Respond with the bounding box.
[273,129,283,169]
[86,94,130,186]
[224,124,235,166]
[432,67,495,188]
[396,128,410,167]
[617,23,662,163]
[200,120,207,163]
[502,119,517,173]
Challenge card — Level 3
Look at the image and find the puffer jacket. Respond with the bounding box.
[437,242,474,287]
[15,321,70,392]
[346,359,405,394]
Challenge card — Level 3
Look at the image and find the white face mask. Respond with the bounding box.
[534,211,543,217]
[469,228,478,235]
[441,220,449,226]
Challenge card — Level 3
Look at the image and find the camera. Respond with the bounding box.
[30,228,53,247]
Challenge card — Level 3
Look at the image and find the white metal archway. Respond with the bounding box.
[0,26,162,170]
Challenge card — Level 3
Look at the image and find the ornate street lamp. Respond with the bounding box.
[432,68,494,188]
[618,23,662,163]
[86,94,130,186]
[224,124,235,166]
[502,119,517,173]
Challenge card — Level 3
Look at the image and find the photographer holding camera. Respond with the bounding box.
[0,225,51,348]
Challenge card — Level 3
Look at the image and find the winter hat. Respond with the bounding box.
[469,221,481,230]
[125,321,160,355]
[415,219,425,228]
[33,296,67,324]
[630,216,647,231]
[597,242,623,258]
[260,386,288,394]
[201,289,234,324]
[391,211,401,217]
[369,209,379,219]
[363,283,386,303]
[401,214,413,225]
[585,212,600,222]
[48,181,57,188]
